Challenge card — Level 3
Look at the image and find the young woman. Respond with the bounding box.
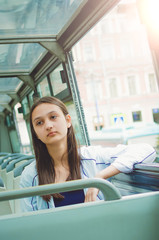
[20,96,156,211]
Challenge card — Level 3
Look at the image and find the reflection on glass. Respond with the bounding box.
[0,43,46,72]
[66,100,86,145]
[50,64,67,96]
[0,105,4,111]
[0,77,21,91]
[21,97,30,115]
[14,103,31,154]
[0,94,11,103]
[0,0,84,36]
[9,129,20,152]
[37,77,51,97]
[28,91,34,107]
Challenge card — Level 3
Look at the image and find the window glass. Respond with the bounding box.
[5,113,20,152]
[14,103,31,154]
[72,0,159,149]
[37,77,51,97]
[0,0,84,36]
[120,38,133,58]
[0,43,46,72]
[148,73,158,93]
[109,78,118,98]
[93,116,104,131]
[83,44,94,61]
[28,91,34,108]
[86,80,102,101]
[65,100,85,145]
[102,42,114,60]
[50,64,70,100]
[21,97,30,115]
[50,64,67,96]
[127,76,137,95]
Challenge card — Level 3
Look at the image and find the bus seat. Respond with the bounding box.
[0,153,9,159]
[13,159,35,179]
[1,155,34,189]
[6,155,34,173]
[0,187,12,216]
[13,159,35,213]
[0,154,11,165]
[1,154,29,170]
[0,176,4,187]
[5,156,34,188]
[0,154,23,179]
[0,156,34,212]
[0,155,12,175]
[0,191,159,239]
[0,153,23,166]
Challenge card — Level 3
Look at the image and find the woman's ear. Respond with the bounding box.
[66,114,72,128]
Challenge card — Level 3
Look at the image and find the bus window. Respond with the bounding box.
[37,77,52,97]
[49,64,70,101]
[65,100,86,145]
[5,114,20,153]
[21,97,30,116]
[14,104,31,154]
[72,0,159,148]
[28,91,35,108]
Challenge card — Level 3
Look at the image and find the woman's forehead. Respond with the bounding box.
[32,103,62,119]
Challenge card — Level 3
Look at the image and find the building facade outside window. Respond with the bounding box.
[108,78,118,98]
[152,108,159,124]
[83,44,95,62]
[132,111,142,122]
[127,75,137,95]
[148,73,158,93]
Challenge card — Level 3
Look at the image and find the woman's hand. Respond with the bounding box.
[84,187,99,202]
[84,165,120,202]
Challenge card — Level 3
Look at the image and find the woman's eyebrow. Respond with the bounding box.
[33,111,57,122]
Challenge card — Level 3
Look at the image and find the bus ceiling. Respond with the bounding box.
[0,0,120,116]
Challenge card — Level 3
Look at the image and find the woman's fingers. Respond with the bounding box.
[84,188,99,202]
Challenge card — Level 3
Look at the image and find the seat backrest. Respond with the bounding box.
[14,159,35,178]
[13,159,35,213]
[13,176,21,213]
[0,176,4,187]
[0,187,12,216]
[0,192,159,240]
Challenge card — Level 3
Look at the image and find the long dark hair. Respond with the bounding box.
[30,96,81,202]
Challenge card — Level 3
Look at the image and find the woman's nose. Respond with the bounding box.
[45,120,53,130]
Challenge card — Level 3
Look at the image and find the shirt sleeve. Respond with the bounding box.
[81,143,156,173]
[19,163,38,212]
[111,143,156,173]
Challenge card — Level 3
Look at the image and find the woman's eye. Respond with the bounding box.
[36,121,43,126]
[51,115,57,120]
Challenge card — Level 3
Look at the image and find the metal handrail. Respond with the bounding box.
[0,178,121,202]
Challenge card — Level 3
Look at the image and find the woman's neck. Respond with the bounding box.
[47,142,70,183]
[46,142,68,168]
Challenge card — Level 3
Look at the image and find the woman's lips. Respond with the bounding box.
[47,131,57,137]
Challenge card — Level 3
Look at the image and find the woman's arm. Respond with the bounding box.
[111,143,156,173]
[84,165,120,202]
[84,143,156,202]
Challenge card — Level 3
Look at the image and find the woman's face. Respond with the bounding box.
[32,103,71,147]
